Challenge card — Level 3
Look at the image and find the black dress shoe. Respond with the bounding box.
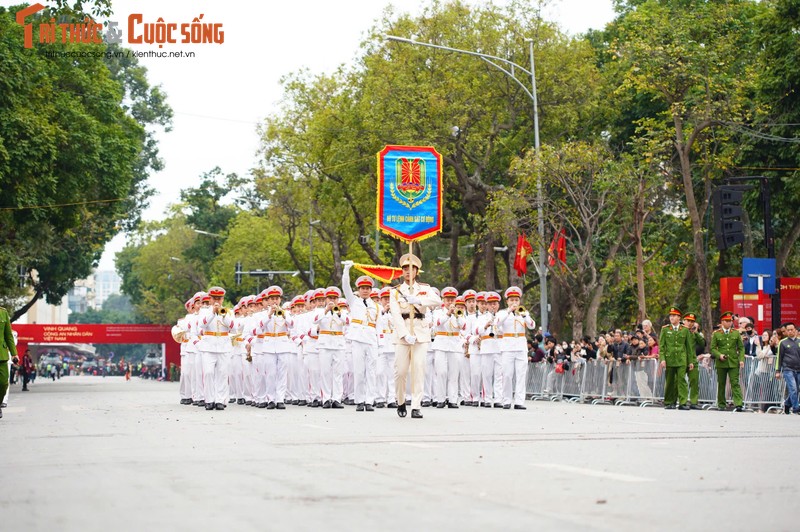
[460,400,466,406]
[344,399,354,406]
[237,398,246,405]
[216,404,226,410]
[678,405,690,411]
[431,401,438,407]
[411,409,423,419]
[483,403,491,408]
[356,403,365,412]
[246,401,254,406]
[436,403,445,409]
[405,399,411,406]
[322,400,332,409]
[375,402,386,408]
[493,403,503,408]
[290,400,298,406]
[664,404,676,410]
[732,406,745,412]
[276,402,286,410]
[195,400,205,407]
[0,408,3,419]
[689,404,702,410]
[365,404,374,412]
[387,402,398,409]
[503,404,511,410]
[514,405,527,410]
[205,404,216,410]
[421,400,431,407]
[228,398,236,404]
[332,401,344,409]
[298,400,308,406]
[472,402,479,407]
[448,403,459,409]
[397,404,407,418]
[257,402,267,408]
[266,402,276,410]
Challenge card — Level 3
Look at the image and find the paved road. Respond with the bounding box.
[2,376,797,531]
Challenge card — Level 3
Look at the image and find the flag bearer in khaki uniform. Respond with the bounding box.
[710,311,745,411]
[658,307,694,410]
[389,254,442,419]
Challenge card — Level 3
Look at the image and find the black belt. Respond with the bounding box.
[401,313,425,319]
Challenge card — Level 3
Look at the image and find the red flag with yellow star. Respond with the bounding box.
[513,234,533,276]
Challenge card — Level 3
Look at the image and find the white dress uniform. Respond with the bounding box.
[196,305,235,407]
[229,311,246,403]
[240,312,257,404]
[342,268,380,408]
[248,306,269,406]
[497,308,536,407]
[476,312,501,406]
[390,276,442,411]
[176,312,193,402]
[254,307,295,407]
[431,306,466,406]
[302,306,324,405]
[315,305,347,405]
[376,308,397,405]
[465,310,482,405]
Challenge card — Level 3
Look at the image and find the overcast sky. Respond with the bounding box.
[6,0,617,269]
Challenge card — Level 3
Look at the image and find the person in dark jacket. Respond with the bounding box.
[775,322,800,415]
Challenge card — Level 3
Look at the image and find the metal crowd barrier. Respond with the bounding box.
[525,353,788,412]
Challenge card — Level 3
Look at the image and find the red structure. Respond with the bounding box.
[720,277,800,334]
[12,324,180,374]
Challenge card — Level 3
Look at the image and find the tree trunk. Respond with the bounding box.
[484,236,496,291]
[776,215,800,276]
[11,288,43,322]
[330,237,343,286]
[741,208,754,258]
[449,222,461,285]
[675,118,713,335]
[586,229,624,338]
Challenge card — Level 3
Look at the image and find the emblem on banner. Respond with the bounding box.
[391,157,432,209]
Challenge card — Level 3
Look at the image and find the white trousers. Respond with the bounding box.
[423,349,435,401]
[395,342,428,410]
[252,353,268,404]
[201,351,230,405]
[459,353,471,403]
[243,358,254,402]
[502,351,528,406]
[352,341,377,405]
[305,352,321,401]
[265,352,291,404]
[229,353,244,400]
[480,353,495,403]
[192,349,204,401]
[433,349,461,403]
[180,352,194,400]
[469,352,482,402]
[343,348,354,400]
[318,348,343,402]
[493,353,504,403]
[375,350,397,403]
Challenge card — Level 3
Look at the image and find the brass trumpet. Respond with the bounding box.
[274,308,285,318]
[216,307,228,315]
[515,306,527,316]
[455,308,465,317]
[331,305,341,314]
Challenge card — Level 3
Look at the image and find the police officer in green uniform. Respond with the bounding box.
[710,311,745,411]
[659,307,694,410]
[683,313,705,410]
[1,306,19,420]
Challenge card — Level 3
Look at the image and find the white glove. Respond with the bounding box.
[342,260,354,270]
[404,335,417,345]
[405,296,421,305]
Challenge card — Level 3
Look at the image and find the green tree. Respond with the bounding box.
[0,5,171,321]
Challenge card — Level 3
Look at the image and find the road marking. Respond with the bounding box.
[389,441,440,449]
[530,463,655,483]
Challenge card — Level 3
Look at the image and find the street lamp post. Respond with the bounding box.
[384,34,548,331]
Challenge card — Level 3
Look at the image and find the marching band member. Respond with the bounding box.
[477,292,502,408]
[316,287,346,408]
[341,262,380,412]
[254,286,295,409]
[174,297,195,405]
[192,293,209,406]
[228,299,248,405]
[389,253,442,419]
[469,292,487,406]
[339,297,353,405]
[460,290,478,406]
[197,286,235,411]
[422,287,440,407]
[248,291,270,408]
[241,296,258,406]
[497,287,536,409]
[432,287,465,408]
[376,287,397,408]
[302,291,325,407]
